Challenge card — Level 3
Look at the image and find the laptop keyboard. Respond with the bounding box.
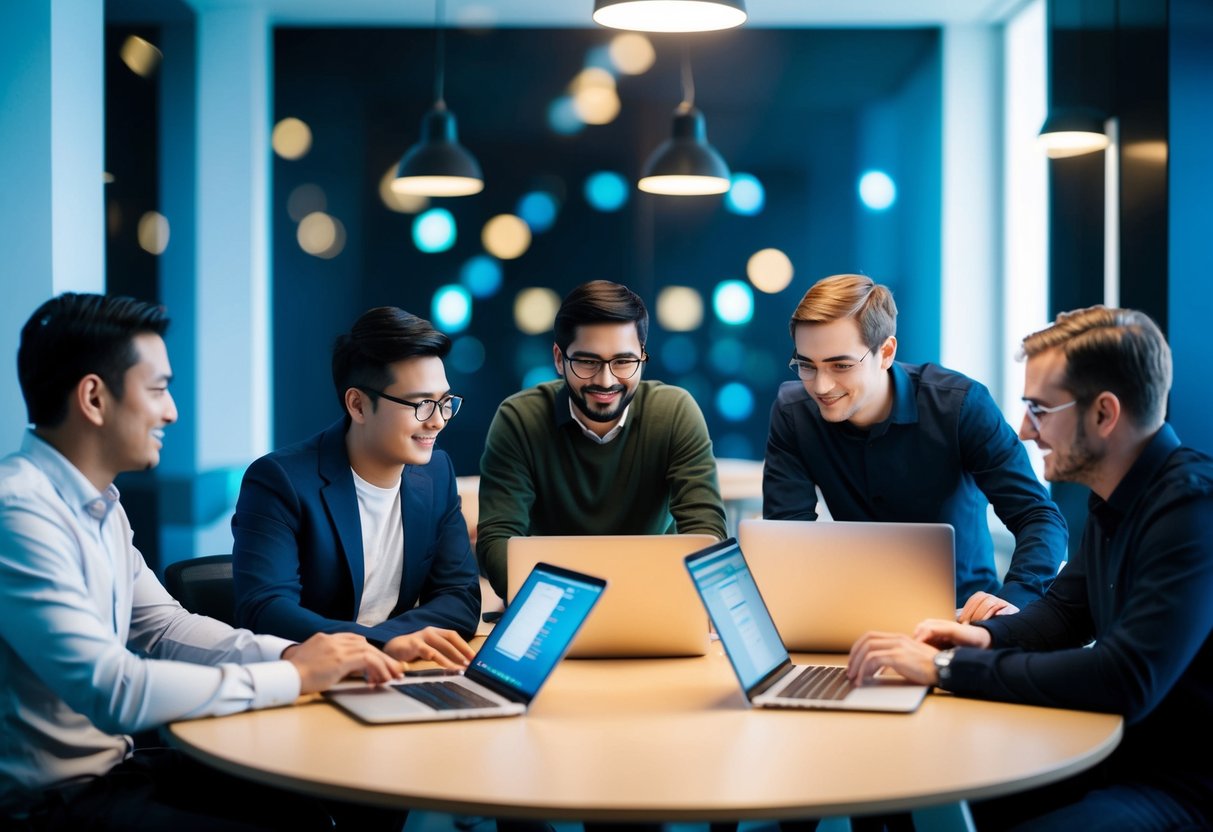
[393,681,498,711]
[780,665,854,701]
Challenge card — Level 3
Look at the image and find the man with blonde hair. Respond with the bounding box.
[764,274,1067,622]
[848,306,1212,830]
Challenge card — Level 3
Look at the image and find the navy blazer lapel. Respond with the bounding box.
[401,465,433,603]
[318,419,366,609]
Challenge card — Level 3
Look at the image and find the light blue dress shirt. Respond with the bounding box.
[0,432,300,814]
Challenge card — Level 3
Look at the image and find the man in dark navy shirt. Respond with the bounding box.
[849,306,1213,830]
[764,274,1067,622]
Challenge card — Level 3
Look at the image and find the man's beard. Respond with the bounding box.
[568,382,637,424]
[1046,418,1102,485]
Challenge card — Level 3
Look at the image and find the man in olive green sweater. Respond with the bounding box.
[477,280,727,600]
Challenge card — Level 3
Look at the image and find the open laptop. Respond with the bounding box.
[738,518,956,652]
[685,538,929,713]
[324,562,605,724]
[507,534,717,657]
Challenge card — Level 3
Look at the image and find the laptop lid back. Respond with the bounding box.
[465,562,607,704]
[684,538,794,701]
[506,534,716,657]
[739,519,956,652]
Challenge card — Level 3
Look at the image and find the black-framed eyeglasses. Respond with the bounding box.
[360,388,463,421]
[562,353,647,380]
[787,348,872,381]
[1022,398,1077,433]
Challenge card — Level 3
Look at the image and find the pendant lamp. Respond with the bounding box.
[1038,106,1111,159]
[392,0,483,197]
[638,47,730,196]
[593,0,746,33]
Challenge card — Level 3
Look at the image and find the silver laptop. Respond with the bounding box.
[324,562,605,724]
[507,534,717,658]
[685,538,929,713]
[738,519,956,653]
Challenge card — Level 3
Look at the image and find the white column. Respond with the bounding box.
[939,25,1001,399]
[0,0,104,453]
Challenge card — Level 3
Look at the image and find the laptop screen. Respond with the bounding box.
[468,563,605,700]
[686,540,789,691]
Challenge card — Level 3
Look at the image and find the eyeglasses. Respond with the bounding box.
[1022,399,1077,433]
[360,388,463,421]
[562,354,647,380]
[788,348,872,381]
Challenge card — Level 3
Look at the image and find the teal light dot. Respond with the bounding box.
[708,338,746,374]
[522,365,559,389]
[517,192,559,234]
[712,280,754,325]
[449,336,485,374]
[432,285,471,333]
[460,255,502,299]
[585,171,628,212]
[725,173,765,216]
[413,208,456,253]
[547,96,583,136]
[716,382,754,422]
[859,170,897,211]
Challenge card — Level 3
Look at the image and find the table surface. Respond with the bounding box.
[168,648,1122,821]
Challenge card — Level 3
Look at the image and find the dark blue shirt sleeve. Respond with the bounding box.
[762,394,820,521]
[957,381,1067,607]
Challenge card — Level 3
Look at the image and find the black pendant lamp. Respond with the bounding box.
[1037,106,1111,159]
[593,0,746,33]
[392,0,483,197]
[638,47,730,196]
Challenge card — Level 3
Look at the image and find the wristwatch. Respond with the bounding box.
[933,648,956,684]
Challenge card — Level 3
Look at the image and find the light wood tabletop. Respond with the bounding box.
[167,647,1122,821]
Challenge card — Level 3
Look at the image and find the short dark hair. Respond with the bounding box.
[1020,305,1171,428]
[18,293,170,428]
[553,280,649,354]
[331,307,451,410]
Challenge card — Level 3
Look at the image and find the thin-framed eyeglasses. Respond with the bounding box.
[562,354,647,380]
[359,388,463,421]
[1022,398,1077,433]
[787,348,872,381]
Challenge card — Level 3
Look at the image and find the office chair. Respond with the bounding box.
[163,554,236,626]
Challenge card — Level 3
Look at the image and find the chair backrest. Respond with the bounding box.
[164,554,236,626]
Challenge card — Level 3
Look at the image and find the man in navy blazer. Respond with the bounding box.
[232,307,480,667]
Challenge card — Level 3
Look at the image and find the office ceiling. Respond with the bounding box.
[174,0,1027,27]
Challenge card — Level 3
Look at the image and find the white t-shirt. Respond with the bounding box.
[351,469,405,627]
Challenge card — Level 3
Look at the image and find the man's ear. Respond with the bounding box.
[1091,391,1122,438]
[76,374,107,427]
[552,343,565,378]
[345,387,369,424]
[879,336,898,368]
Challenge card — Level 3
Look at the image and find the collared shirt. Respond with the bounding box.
[0,432,300,814]
[763,362,1067,607]
[950,425,1213,820]
[568,397,630,445]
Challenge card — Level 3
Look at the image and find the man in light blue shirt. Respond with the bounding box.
[0,293,404,830]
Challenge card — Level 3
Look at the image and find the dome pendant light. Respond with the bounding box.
[392,0,483,197]
[593,0,746,33]
[638,47,730,196]
[1037,106,1111,159]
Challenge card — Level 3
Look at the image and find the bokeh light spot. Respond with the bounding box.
[724,173,765,215]
[482,214,532,260]
[516,191,559,234]
[272,117,312,160]
[747,248,794,293]
[514,288,561,335]
[716,382,755,422]
[656,286,704,332]
[432,285,472,333]
[460,255,503,298]
[859,170,897,210]
[585,171,628,212]
[713,280,754,325]
[413,208,457,253]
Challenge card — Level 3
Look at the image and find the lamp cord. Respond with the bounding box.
[679,42,695,112]
[433,0,446,109]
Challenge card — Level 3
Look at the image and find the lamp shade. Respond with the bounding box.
[392,107,484,197]
[1038,107,1111,159]
[639,106,731,196]
[593,0,746,33]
